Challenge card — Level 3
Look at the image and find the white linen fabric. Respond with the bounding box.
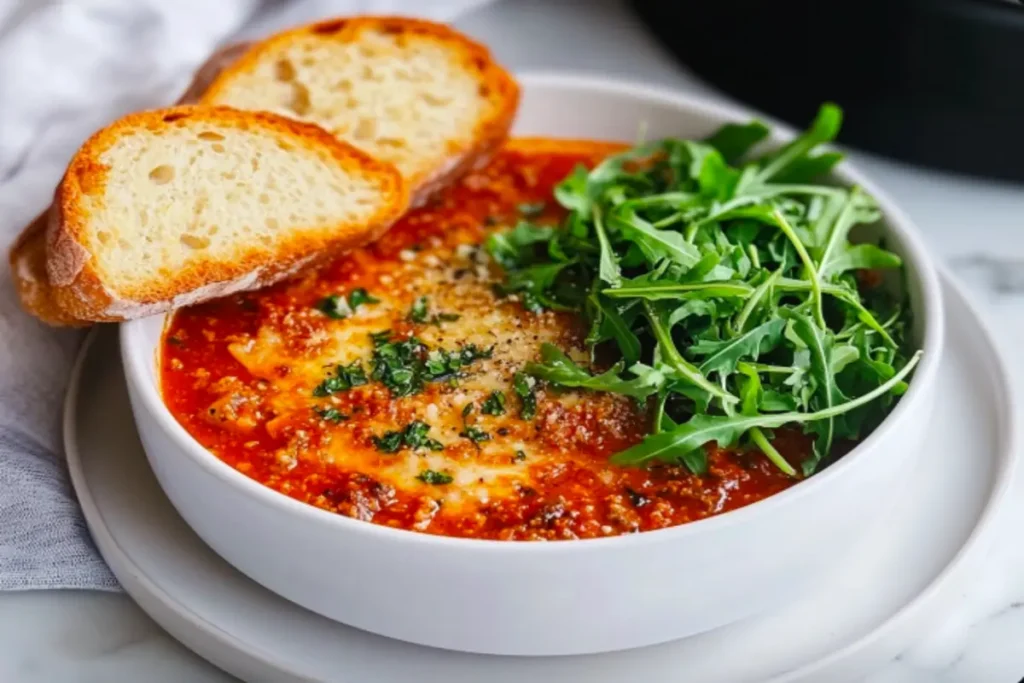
[0,0,492,591]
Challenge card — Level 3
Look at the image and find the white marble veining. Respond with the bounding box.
[3,0,1024,681]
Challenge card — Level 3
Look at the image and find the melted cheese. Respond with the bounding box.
[224,239,634,511]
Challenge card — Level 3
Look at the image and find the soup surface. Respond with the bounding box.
[161,139,807,540]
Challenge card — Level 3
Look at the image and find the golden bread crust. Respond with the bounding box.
[47,105,407,321]
[199,16,520,206]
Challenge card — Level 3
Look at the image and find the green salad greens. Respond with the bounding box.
[487,104,921,477]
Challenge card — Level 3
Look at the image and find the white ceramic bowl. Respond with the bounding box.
[121,73,944,657]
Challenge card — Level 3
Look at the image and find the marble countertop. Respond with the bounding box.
[5,0,1024,681]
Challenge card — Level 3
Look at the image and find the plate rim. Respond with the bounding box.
[62,267,1017,682]
[777,267,1017,680]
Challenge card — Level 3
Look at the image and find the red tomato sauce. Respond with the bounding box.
[161,141,808,540]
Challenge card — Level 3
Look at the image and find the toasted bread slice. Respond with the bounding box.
[9,212,90,326]
[9,44,251,326]
[44,105,407,322]
[199,16,519,205]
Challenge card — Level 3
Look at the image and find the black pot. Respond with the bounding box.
[630,0,1024,182]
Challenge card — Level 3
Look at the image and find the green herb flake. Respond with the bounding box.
[316,294,351,319]
[313,406,348,423]
[373,420,444,453]
[417,469,454,485]
[407,297,461,325]
[316,289,379,319]
[460,425,491,445]
[518,201,547,217]
[370,329,393,346]
[408,296,430,323]
[369,334,429,397]
[348,288,379,309]
[312,361,368,397]
[481,391,507,416]
[371,431,404,453]
[513,371,538,420]
[513,450,527,462]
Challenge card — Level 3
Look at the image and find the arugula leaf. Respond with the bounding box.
[485,222,557,269]
[783,310,847,473]
[643,301,738,404]
[755,102,842,184]
[825,244,902,277]
[611,350,919,469]
[608,208,701,268]
[593,206,622,285]
[525,344,662,401]
[704,120,770,163]
[603,277,753,301]
[587,293,641,366]
[486,103,918,477]
[693,317,786,378]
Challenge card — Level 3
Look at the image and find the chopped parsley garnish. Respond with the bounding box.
[402,421,444,451]
[513,450,527,462]
[460,425,491,445]
[368,331,492,397]
[313,361,369,397]
[481,390,507,416]
[370,334,428,397]
[408,296,461,325]
[372,420,444,453]
[314,406,348,423]
[417,469,454,485]
[425,344,493,381]
[513,372,537,420]
[372,431,404,453]
[408,296,430,323]
[316,288,379,319]
[457,403,489,449]
[348,288,379,309]
[318,295,352,318]
[518,201,546,217]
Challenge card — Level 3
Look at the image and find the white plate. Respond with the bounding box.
[64,273,1015,683]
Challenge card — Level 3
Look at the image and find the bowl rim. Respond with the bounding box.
[120,70,946,553]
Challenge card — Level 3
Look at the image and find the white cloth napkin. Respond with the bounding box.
[0,0,492,591]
